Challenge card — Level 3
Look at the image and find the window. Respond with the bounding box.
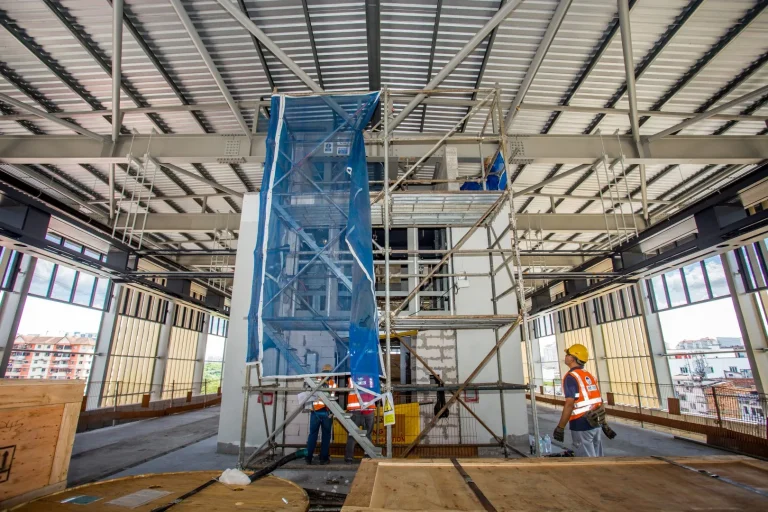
[648,255,730,312]
[557,303,589,332]
[29,260,55,296]
[681,367,689,374]
[532,314,555,338]
[28,259,111,311]
[729,366,738,372]
[593,286,640,324]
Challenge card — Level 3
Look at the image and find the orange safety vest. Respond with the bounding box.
[562,368,602,420]
[346,378,375,412]
[313,377,337,411]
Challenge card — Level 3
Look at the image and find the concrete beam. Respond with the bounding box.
[135,212,645,233]
[1,134,766,166]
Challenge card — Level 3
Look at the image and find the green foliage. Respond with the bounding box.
[201,361,223,394]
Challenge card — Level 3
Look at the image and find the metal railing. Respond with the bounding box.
[529,378,767,446]
[83,379,222,410]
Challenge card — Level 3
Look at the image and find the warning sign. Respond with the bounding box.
[382,392,395,427]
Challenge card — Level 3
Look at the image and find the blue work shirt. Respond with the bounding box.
[563,366,597,431]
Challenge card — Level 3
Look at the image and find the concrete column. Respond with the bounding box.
[636,281,673,397]
[192,313,210,395]
[585,301,611,391]
[150,298,176,400]
[0,255,36,378]
[723,252,768,394]
[85,283,123,407]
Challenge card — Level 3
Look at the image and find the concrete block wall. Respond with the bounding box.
[413,330,463,444]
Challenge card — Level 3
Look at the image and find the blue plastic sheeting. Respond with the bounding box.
[460,152,507,191]
[247,92,381,395]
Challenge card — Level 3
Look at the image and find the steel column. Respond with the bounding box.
[617,0,647,220]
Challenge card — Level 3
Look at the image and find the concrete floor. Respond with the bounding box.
[68,402,729,495]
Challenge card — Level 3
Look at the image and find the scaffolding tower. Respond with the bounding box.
[237,87,540,466]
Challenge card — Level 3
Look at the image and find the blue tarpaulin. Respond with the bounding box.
[247,92,381,396]
[460,151,507,191]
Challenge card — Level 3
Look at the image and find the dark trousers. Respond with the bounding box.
[306,409,332,462]
[345,411,375,461]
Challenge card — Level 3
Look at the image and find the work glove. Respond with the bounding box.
[601,423,617,440]
[553,426,565,443]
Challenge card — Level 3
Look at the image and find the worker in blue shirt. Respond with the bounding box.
[553,344,614,456]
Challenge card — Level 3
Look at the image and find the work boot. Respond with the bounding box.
[318,459,331,465]
[344,458,354,464]
[305,458,313,465]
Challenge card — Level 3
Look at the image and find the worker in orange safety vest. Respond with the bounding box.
[553,344,611,457]
[305,364,337,465]
[344,377,375,463]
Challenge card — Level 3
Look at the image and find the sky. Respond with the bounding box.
[17,296,103,336]
[658,297,742,348]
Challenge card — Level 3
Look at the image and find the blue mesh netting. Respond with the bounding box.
[247,92,381,395]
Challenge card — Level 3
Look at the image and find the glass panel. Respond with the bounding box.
[650,276,668,310]
[73,273,96,306]
[83,248,101,260]
[29,260,55,296]
[664,270,687,307]
[683,263,708,303]
[92,278,110,310]
[51,266,76,301]
[63,240,83,252]
[704,256,730,297]
[45,233,62,244]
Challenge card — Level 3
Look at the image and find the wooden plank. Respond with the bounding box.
[342,457,768,511]
[48,402,80,485]
[0,380,84,409]
[14,472,309,511]
[344,459,379,508]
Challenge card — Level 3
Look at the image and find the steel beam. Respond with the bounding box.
[302,0,325,89]
[131,211,644,234]
[2,134,766,165]
[169,0,250,138]
[503,0,573,132]
[216,0,323,93]
[648,85,768,142]
[111,0,123,143]
[617,0,647,220]
[388,0,525,132]
[0,93,105,142]
[4,100,766,124]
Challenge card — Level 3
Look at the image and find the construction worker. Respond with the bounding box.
[553,344,607,457]
[344,378,375,463]
[305,364,337,465]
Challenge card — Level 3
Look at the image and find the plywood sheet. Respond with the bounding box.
[0,404,64,502]
[15,472,309,511]
[343,457,768,511]
[0,380,84,409]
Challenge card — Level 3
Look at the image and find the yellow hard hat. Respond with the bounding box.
[321,364,332,372]
[565,344,589,363]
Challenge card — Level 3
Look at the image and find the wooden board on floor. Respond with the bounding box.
[13,472,309,511]
[0,379,84,510]
[342,456,768,511]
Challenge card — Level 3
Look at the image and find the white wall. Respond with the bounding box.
[218,193,284,453]
[451,201,528,443]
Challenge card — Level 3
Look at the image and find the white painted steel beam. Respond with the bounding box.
[170,0,251,138]
[388,0,525,132]
[2,100,765,123]
[0,93,106,142]
[1,134,766,165]
[503,0,573,132]
[133,212,644,233]
[648,85,768,142]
